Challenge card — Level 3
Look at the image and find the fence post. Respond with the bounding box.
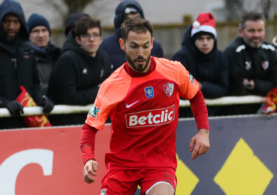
[183,14,192,27]
[274,13,277,37]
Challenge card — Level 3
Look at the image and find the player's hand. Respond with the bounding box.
[189,129,210,160]
[82,159,98,183]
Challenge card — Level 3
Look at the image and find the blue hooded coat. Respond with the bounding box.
[172,25,228,99]
[99,0,164,71]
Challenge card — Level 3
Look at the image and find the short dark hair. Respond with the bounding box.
[121,17,153,42]
[74,17,101,37]
[239,12,265,30]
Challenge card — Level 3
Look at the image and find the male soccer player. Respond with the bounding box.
[80,17,210,195]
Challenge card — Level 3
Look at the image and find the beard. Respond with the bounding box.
[245,37,263,48]
[4,30,19,42]
[126,53,151,73]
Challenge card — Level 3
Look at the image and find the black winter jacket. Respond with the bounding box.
[47,32,112,105]
[224,37,277,96]
[0,0,42,107]
[172,25,229,99]
[99,0,163,71]
[0,0,43,129]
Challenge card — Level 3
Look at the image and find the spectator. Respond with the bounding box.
[172,13,228,117]
[99,0,163,71]
[65,13,90,37]
[0,0,53,129]
[224,12,277,114]
[172,13,228,99]
[47,17,112,125]
[27,13,61,95]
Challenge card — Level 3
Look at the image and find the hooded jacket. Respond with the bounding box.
[99,0,163,71]
[47,31,112,105]
[224,37,277,96]
[0,0,43,129]
[172,25,229,99]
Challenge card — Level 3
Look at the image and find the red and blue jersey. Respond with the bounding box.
[85,57,199,171]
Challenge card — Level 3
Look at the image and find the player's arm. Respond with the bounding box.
[80,123,99,183]
[189,89,210,160]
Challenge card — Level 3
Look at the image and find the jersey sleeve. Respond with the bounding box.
[85,67,132,129]
[85,83,112,130]
[176,61,199,100]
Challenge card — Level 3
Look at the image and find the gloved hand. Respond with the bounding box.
[6,100,24,117]
[41,96,54,114]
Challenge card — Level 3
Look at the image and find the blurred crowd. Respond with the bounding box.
[0,0,277,129]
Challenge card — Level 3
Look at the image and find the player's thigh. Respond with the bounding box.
[101,169,139,195]
[140,169,176,195]
[146,182,175,195]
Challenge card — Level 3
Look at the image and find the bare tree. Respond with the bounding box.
[225,0,276,21]
[261,0,271,19]
[46,0,96,21]
[225,0,244,21]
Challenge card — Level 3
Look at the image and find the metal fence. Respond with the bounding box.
[0,96,267,117]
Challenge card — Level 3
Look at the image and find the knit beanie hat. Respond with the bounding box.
[191,13,216,38]
[27,13,51,36]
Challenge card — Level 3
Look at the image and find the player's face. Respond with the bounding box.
[194,35,214,54]
[239,20,265,48]
[120,31,154,73]
[2,14,21,41]
[29,26,50,47]
[76,27,102,57]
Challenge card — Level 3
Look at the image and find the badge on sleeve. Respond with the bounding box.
[262,61,269,70]
[89,105,100,118]
[189,73,194,84]
[145,86,154,99]
[163,83,174,97]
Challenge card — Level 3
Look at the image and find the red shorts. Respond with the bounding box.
[100,168,176,195]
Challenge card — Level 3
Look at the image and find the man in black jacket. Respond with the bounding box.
[172,13,228,116]
[0,0,53,129]
[47,17,112,125]
[99,0,163,71]
[27,13,61,95]
[225,12,277,114]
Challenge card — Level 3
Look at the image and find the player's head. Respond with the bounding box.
[238,12,265,48]
[191,13,216,54]
[74,17,102,57]
[119,17,154,73]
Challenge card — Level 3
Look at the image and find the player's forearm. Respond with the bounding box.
[80,123,98,164]
[189,89,209,130]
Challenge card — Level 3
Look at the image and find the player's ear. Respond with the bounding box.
[151,37,154,49]
[75,36,81,45]
[119,38,126,51]
[238,28,243,37]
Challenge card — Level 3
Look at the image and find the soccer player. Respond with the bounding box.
[80,17,210,195]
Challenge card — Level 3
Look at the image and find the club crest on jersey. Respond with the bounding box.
[144,86,154,99]
[189,73,194,84]
[89,105,100,118]
[163,83,174,97]
[262,61,269,70]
